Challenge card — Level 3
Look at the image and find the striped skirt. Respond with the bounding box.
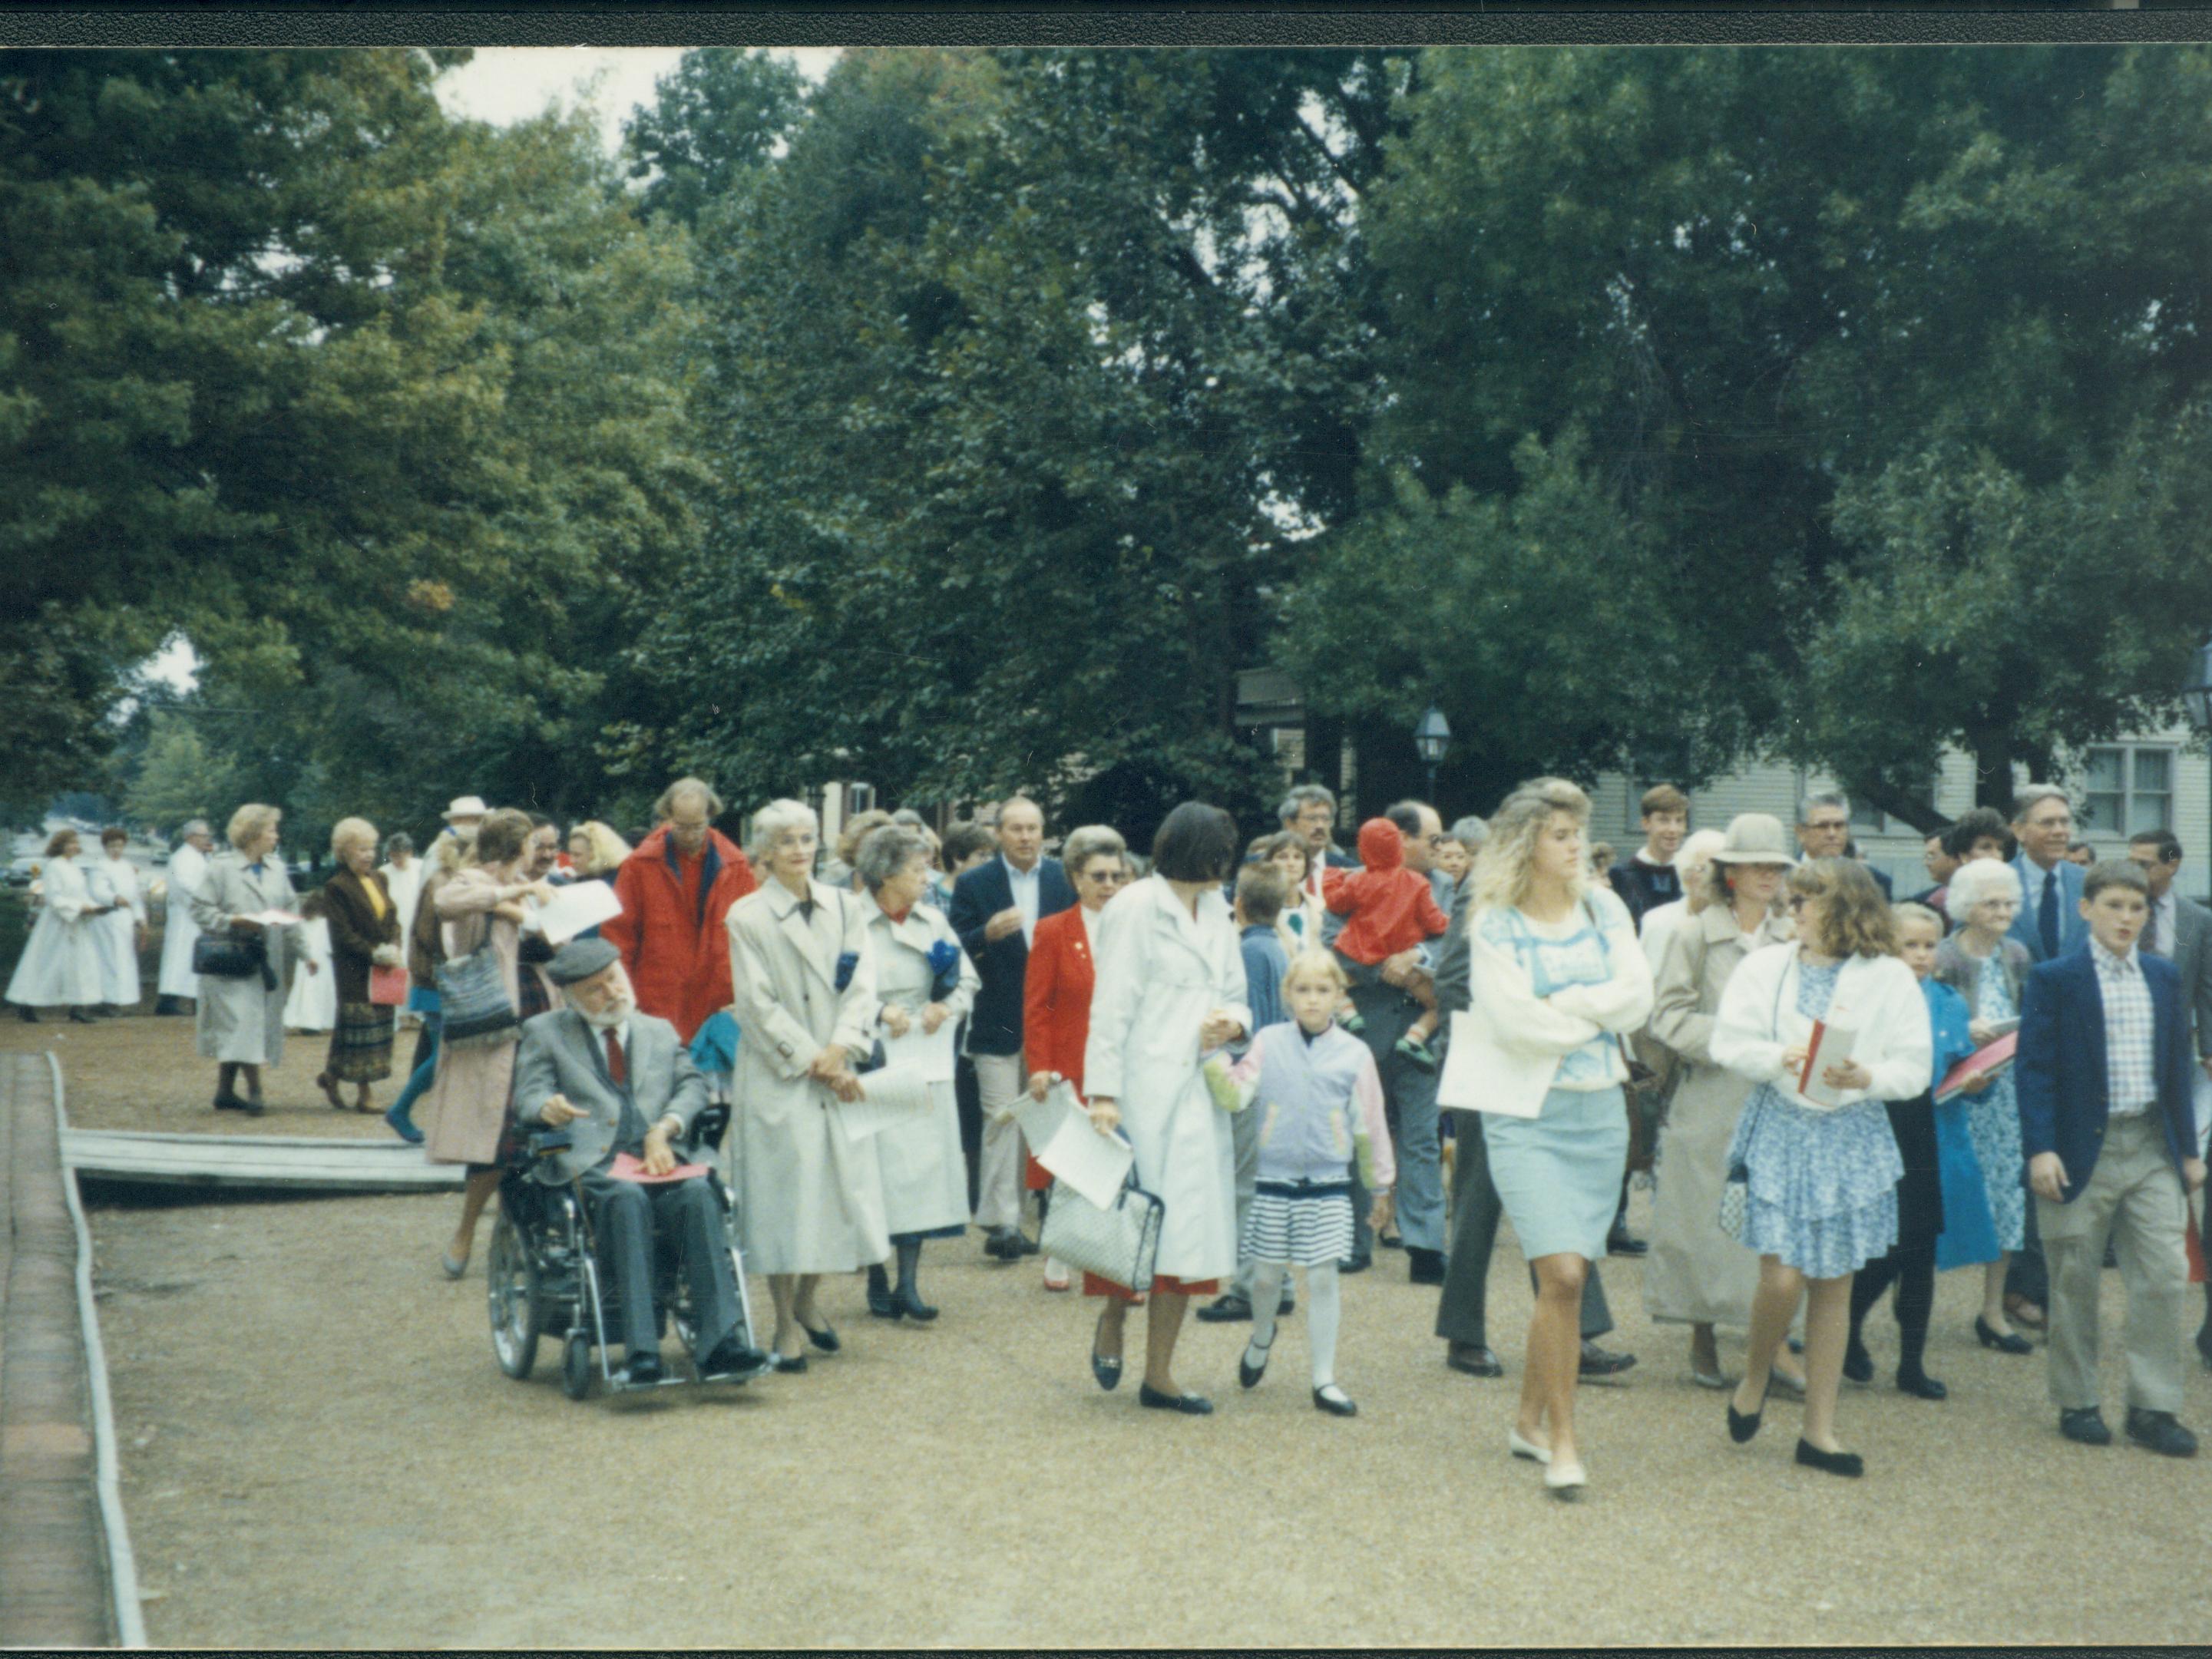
[1242,1178,1356,1268]
[329,1002,396,1083]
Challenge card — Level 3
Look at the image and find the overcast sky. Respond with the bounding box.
[435,46,838,152]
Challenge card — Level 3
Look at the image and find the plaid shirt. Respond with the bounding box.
[2090,938,2157,1118]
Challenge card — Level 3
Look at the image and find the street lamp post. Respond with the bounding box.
[1413,704,1452,805]
[2183,633,2212,902]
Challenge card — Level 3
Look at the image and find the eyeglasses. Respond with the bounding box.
[1787,895,1810,911]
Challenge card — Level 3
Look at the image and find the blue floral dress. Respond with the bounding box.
[1961,951,2027,1252]
[1724,958,1903,1278]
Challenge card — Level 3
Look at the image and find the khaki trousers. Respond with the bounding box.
[2035,1113,2191,1415]
[973,1053,1027,1231]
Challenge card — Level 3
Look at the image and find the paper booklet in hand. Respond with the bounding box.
[1933,1032,2018,1105]
[1794,1011,1862,1109]
[531,881,623,947]
[1011,1079,1135,1209]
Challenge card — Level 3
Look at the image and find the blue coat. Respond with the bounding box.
[949,853,1075,1056]
[2006,854,2087,963]
[2015,946,2197,1203]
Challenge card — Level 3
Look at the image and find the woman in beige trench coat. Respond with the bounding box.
[418,809,557,1279]
[726,798,887,1372]
[1642,813,1805,1390]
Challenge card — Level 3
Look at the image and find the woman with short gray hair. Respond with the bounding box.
[855,823,980,1320]
[191,805,314,1113]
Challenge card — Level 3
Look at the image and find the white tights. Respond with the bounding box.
[1247,1260,1341,1390]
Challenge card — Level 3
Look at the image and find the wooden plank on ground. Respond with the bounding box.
[61,1129,466,1193]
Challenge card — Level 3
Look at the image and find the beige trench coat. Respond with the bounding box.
[1642,902,1791,1328]
[418,868,524,1167]
[865,899,980,1239]
[190,852,308,1065]
[726,877,888,1274]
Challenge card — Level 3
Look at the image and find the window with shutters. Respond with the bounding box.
[2081,745,2173,835]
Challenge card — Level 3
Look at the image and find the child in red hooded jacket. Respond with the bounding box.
[1324,817,1451,1068]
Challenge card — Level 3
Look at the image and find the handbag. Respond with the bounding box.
[192,932,264,980]
[435,941,519,1050]
[368,963,411,1006]
[1040,1171,1165,1293]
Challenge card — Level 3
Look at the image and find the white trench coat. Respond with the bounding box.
[865,899,980,1239]
[5,858,104,1009]
[190,852,308,1065]
[157,841,210,999]
[1081,874,1252,1283]
[727,878,889,1274]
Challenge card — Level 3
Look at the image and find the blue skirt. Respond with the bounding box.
[1484,1085,1628,1262]
[1727,1086,1901,1279]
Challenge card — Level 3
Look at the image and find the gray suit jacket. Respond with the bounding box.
[2165,892,2212,1061]
[511,1006,707,1185]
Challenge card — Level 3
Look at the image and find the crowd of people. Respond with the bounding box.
[7,771,2210,1495]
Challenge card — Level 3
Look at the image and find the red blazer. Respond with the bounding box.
[1023,905,1098,1095]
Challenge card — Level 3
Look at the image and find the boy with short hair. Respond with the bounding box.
[2015,860,2207,1456]
[1608,784,1690,928]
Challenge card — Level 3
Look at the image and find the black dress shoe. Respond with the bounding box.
[1895,1369,1947,1401]
[1195,1291,1253,1324]
[623,1350,665,1386]
[1238,1337,1271,1390]
[1975,1315,2033,1355]
[767,1350,808,1374]
[2193,1328,2212,1371]
[2124,1408,2198,1458]
[1137,1383,1214,1414]
[1091,1307,1123,1392]
[1446,1342,1503,1379]
[1312,1385,1357,1416]
[2058,1406,2111,1446]
[69,1007,96,1024]
[1578,1341,1638,1381]
[1728,1383,1770,1444]
[213,1092,250,1112]
[699,1337,769,1378]
[1842,1341,1874,1384]
[866,1265,901,1319]
[1337,1253,1371,1275]
[239,1094,264,1118]
[894,1284,938,1322]
[983,1227,1021,1261]
[1605,1228,1648,1257]
[1406,1246,1445,1286]
[1014,1231,1040,1256]
[17,1006,38,1023]
[798,1318,840,1354]
[1794,1438,1864,1478]
[1377,1230,1404,1250]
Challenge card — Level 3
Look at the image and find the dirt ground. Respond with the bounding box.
[12,1013,2212,1647]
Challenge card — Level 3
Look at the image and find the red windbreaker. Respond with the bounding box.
[1323,818,1450,967]
[597,824,758,1042]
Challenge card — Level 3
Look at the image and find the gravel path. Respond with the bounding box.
[18,1014,2212,1647]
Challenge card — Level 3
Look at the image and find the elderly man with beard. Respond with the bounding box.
[514,937,768,1386]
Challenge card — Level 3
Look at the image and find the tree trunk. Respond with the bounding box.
[1969,726,2019,818]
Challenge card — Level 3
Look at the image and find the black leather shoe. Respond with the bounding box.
[1278,1290,1295,1317]
[1446,1342,1504,1379]
[213,1092,250,1112]
[1138,1383,1214,1415]
[894,1284,938,1323]
[68,1007,96,1024]
[798,1319,839,1353]
[1014,1231,1040,1256]
[623,1350,665,1386]
[1605,1227,1648,1257]
[238,1094,265,1118]
[1794,1438,1864,1478]
[2194,1328,2212,1372]
[1337,1253,1371,1275]
[1406,1247,1445,1286]
[699,1337,769,1379]
[866,1265,901,1320]
[1195,1292,1253,1324]
[767,1350,808,1374]
[1238,1338,1271,1390]
[1842,1341,1874,1384]
[2058,1406,2111,1446]
[2124,1408,2198,1458]
[1578,1341,1637,1381]
[1975,1315,2033,1355]
[983,1227,1021,1261]
[1377,1230,1404,1250]
[1728,1383,1770,1444]
[1312,1385,1357,1417]
[17,1007,38,1023]
[1091,1308,1123,1392]
[1895,1368,1947,1401]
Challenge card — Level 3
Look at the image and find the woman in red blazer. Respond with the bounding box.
[1023,826,1132,1289]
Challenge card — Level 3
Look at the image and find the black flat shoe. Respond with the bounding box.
[1091,1308,1123,1392]
[699,1337,769,1380]
[1605,1228,1648,1257]
[623,1351,665,1386]
[16,1007,37,1023]
[1896,1369,1947,1401]
[2058,1406,2111,1446]
[1975,1316,2033,1355]
[866,1265,901,1320]
[1794,1439,1863,1478]
[2124,1408,2198,1459]
[799,1319,840,1354]
[1337,1253,1371,1275]
[1138,1383,1214,1415]
[767,1350,808,1374]
[68,1008,96,1024]
[1238,1337,1272,1390]
[1842,1342,1874,1384]
[894,1284,938,1322]
[1728,1383,1770,1444]
[213,1092,250,1112]
[1195,1292,1253,1323]
[1312,1385,1357,1417]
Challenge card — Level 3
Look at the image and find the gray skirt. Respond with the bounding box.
[1483,1084,1628,1262]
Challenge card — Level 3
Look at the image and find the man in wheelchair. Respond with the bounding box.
[517,937,767,1385]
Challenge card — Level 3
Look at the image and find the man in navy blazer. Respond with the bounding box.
[2015,860,2206,1456]
[950,796,1075,1257]
[2006,783,2089,963]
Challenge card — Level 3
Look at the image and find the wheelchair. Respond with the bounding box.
[484,1102,765,1400]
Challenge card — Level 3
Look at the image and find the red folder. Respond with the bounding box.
[607,1152,710,1185]
[1934,1033,2018,1105]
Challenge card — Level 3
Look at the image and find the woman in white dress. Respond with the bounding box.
[283,892,338,1033]
[855,823,980,1322]
[1080,801,1252,1415]
[7,829,114,1023]
[192,804,314,1115]
[155,820,214,1015]
[88,827,148,1015]
[726,798,884,1373]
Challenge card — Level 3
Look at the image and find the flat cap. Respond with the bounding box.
[546,935,620,986]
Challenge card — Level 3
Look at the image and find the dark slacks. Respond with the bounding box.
[584,1173,740,1359]
[1434,1107,1613,1347]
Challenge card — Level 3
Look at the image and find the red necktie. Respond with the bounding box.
[605,1028,627,1086]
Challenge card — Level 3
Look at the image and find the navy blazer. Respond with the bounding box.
[2015,946,2197,1204]
[951,853,1075,1056]
[2006,854,2087,963]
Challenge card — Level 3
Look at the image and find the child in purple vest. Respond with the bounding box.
[1224,950,1395,1416]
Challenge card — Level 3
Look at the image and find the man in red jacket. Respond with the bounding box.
[598,777,757,1043]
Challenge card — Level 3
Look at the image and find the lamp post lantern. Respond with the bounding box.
[1413,704,1451,804]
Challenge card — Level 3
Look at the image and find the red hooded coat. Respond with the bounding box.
[1323,818,1450,967]
[597,824,758,1042]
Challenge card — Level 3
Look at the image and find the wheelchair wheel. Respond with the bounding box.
[486,1215,543,1380]
[561,1330,594,1400]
